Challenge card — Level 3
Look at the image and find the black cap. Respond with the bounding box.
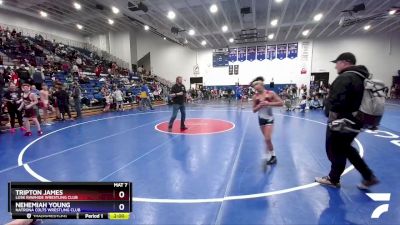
[331,52,356,65]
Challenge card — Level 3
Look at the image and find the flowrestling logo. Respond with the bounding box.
[366,193,391,219]
[365,130,396,219]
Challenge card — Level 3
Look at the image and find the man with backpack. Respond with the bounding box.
[315,52,380,189]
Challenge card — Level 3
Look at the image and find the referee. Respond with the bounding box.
[168,76,188,131]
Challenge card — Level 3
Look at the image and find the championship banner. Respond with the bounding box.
[234,65,239,75]
[267,45,276,61]
[246,46,256,62]
[229,48,238,62]
[277,44,287,60]
[238,47,246,62]
[287,43,298,59]
[257,46,266,61]
[229,65,233,75]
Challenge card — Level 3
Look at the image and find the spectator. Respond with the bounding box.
[103,90,112,112]
[76,56,82,67]
[139,83,153,111]
[11,29,16,37]
[10,68,19,87]
[79,72,90,84]
[298,95,307,112]
[31,85,40,97]
[153,88,161,101]
[113,87,124,111]
[16,64,30,85]
[49,87,61,120]
[2,67,10,83]
[4,84,25,133]
[95,65,101,78]
[28,65,35,77]
[310,96,323,110]
[72,64,79,77]
[54,85,72,121]
[32,67,44,90]
[62,61,70,76]
[39,84,52,125]
[38,34,44,42]
[71,82,82,118]
[137,65,144,75]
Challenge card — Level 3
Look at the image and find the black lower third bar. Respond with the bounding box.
[12,213,109,219]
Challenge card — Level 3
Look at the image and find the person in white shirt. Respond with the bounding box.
[137,65,144,74]
[113,87,124,111]
[298,95,308,112]
[72,64,79,76]
[76,57,82,66]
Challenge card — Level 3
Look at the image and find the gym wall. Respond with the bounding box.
[195,41,313,87]
[312,33,400,86]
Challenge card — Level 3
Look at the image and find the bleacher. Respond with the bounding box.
[0,25,177,132]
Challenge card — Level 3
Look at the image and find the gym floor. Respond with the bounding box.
[1,101,399,225]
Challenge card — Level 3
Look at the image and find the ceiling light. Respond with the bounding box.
[210,4,218,13]
[0,0,3,5]
[108,19,114,25]
[222,25,228,32]
[184,39,188,44]
[188,29,195,36]
[73,2,82,10]
[389,9,396,15]
[144,25,150,31]
[271,19,278,27]
[229,38,234,43]
[275,0,284,3]
[163,37,167,40]
[76,24,83,30]
[268,33,274,40]
[314,13,323,21]
[302,29,310,36]
[201,40,207,46]
[40,11,48,17]
[167,11,176,20]
[364,25,371,31]
[111,6,119,14]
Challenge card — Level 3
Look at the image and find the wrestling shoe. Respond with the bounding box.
[38,130,43,136]
[266,156,277,165]
[315,176,341,188]
[24,131,32,137]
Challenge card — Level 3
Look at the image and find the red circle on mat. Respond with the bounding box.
[155,118,235,135]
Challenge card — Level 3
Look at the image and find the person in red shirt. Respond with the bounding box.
[10,69,19,87]
[62,61,70,76]
[95,65,101,77]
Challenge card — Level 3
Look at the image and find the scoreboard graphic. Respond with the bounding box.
[8,182,132,220]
